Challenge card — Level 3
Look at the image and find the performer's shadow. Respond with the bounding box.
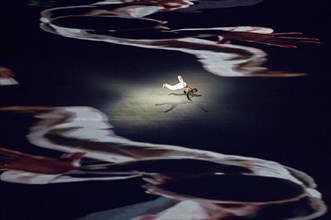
[155,93,207,113]
[168,93,202,98]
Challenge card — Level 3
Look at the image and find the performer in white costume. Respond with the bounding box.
[163,75,198,100]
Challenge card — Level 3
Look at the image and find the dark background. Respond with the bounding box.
[1,0,330,219]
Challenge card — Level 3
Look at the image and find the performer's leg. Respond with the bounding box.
[163,83,183,90]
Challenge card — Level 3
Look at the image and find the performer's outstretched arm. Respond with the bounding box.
[0,147,85,174]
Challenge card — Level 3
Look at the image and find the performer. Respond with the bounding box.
[163,75,198,100]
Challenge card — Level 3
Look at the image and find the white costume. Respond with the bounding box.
[163,75,187,90]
